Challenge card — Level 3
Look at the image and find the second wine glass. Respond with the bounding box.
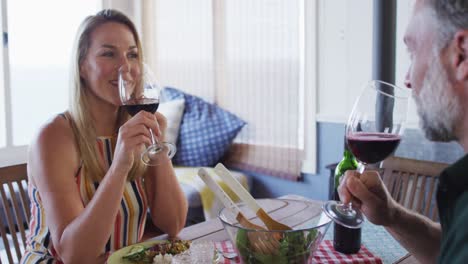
[323,80,410,228]
[119,63,176,166]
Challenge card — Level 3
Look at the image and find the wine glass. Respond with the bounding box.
[323,80,410,228]
[119,63,176,166]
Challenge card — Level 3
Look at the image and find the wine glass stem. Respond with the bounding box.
[149,128,159,146]
[343,162,365,213]
[357,162,365,174]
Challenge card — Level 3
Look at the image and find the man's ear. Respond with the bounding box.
[453,30,468,81]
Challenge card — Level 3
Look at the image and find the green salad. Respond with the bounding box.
[235,229,320,264]
[121,240,191,263]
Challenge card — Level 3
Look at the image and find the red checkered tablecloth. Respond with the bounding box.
[214,240,383,264]
[313,240,383,264]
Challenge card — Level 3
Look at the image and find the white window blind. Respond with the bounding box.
[220,0,304,180]
[146,0,305,180]
[153,0,214,101]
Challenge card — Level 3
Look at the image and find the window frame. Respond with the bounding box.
[301,0,317,174]
[0,0,27,167]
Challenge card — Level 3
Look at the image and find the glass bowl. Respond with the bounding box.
[218,198,331,264]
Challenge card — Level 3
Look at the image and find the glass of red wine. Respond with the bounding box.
[323,80,410,228]
[119,63,176,166]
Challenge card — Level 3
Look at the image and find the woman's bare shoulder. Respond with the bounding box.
[34,114,76,149]
[28,114,80,184]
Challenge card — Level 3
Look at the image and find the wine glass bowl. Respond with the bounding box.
[346,132,401,166]
[323,80,410,228]
[118,63,177,166]
[346,80,409,171]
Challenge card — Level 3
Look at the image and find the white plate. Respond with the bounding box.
[107,240,220,264]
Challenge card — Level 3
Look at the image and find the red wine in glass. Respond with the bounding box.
[122,98,159,117]
[118,63,176,166]
[347,132,401,164]
[323,80,410,229]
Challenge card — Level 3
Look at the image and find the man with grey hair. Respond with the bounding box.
[338,0,468,263]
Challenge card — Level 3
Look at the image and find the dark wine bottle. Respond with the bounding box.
[333,141,361,254]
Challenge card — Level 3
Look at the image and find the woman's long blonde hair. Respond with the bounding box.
[68,9,146,181]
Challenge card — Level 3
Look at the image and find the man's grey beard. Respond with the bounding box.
[413,52,461,142]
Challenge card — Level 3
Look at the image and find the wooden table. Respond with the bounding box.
[151,195,417,264]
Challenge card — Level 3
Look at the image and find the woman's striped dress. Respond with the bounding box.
[21,137,148,264]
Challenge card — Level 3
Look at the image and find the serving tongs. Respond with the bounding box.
[214,163,292,231]
[197,168,280,254]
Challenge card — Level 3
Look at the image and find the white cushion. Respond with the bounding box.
[158,99,185,145]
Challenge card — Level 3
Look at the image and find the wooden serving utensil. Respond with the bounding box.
[197,168,280,254]
[214,163,292,231]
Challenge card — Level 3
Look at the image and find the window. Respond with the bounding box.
[153,0,214,100]
[0,0,317,177]
[0,0,101,166]
[148,0,315,179]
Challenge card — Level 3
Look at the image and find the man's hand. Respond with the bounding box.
[338,170,399,226]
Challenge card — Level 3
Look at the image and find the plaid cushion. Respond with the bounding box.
[162,87,246,166]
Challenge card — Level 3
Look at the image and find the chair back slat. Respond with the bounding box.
[7,182,28,248]
[0,163,29,263]
[395,172,403,205]
[404,172,418,209]
[406,173,417,210]
[424,176,436,217]
[400,172,411,208]
[381,156,448,221]
[0,216,11,264]
[18,180,30,222]
[0,185,20,263]
[415,176,426,213]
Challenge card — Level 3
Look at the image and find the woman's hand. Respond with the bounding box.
[338,170,399,226]
[113,111,166,173]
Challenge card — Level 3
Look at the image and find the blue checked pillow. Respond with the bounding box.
[162,87,246,166]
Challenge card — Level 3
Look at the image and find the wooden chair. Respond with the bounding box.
[380,156,449,222]
[0,163,30,264]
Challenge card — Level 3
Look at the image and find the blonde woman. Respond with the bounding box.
[22,9,188,264]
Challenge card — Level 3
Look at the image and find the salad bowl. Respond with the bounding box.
[218,198,331,264]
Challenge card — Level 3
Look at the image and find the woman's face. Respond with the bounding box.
[80,22,140,107]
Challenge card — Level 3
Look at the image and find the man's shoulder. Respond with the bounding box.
[438,192,468,263]
[453,192,468,218]
[443,154,468,177]
[443,192,468,255]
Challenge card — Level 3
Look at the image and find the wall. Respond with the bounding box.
[316,0,418,126]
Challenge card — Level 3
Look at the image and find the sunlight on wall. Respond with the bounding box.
[316,0,418,127]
